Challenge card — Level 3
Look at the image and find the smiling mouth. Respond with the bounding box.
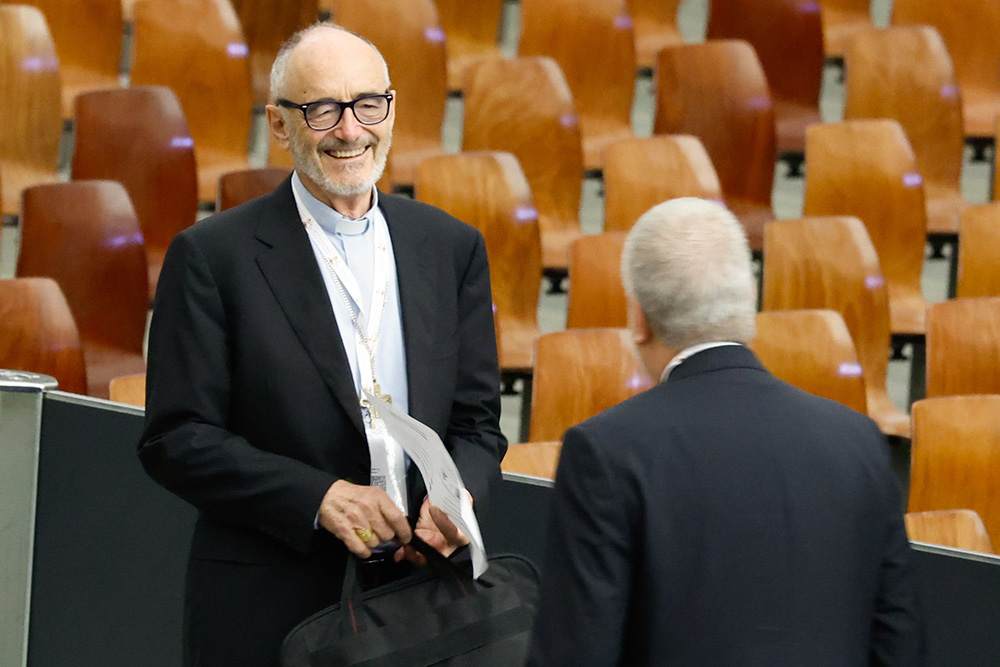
[324,146,369,159]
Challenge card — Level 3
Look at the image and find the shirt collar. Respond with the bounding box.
[291,171,378,237]
[660,341,743,382]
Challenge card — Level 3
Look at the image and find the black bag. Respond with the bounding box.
[280,536,540,667]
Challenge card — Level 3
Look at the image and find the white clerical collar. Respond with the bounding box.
[660,341,743,382]
[291,171,378,237]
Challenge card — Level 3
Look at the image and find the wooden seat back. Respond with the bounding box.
[566,232,628,329]
[218,167,291,211]
[0,277,87,395]
[909,395,1000,547]
[707,0,824,155]
[603,135,722,233]
[500,441,562,480]
[654,40,775,250]
[415,152,541,372]
[752,309,868,414]
[0,4,62,216]
[844,26,965,236]
[803,120,928,336]
[109,372,147,407]
[519,0,635,170]
[529,328,653,442]
[926,297,1000,398]
[819,0,874,59]
[762,216,909,437]
[464,56,583,271]
[130,0,253,202]
[956,204,1000,298]
[904,509,994,554]
[626,0,684,69]
[72,86,198,300]
[434,0,504,91]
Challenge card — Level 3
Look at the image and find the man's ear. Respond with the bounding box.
[265,105,291,152]
[627,297,654,346]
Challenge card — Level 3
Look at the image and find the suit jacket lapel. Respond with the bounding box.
[252,179,366,437]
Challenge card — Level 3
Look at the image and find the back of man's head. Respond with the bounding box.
[621,197,757,350]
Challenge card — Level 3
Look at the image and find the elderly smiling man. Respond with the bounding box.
[138,24,505,667]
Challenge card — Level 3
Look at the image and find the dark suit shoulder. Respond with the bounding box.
[379,192,483,242]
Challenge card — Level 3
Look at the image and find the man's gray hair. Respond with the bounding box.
[621,197,757,349]
[268,22,391,102]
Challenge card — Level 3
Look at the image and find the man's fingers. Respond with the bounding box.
[429,505,468,546]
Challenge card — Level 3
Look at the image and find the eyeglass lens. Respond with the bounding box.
[306,95,390,130]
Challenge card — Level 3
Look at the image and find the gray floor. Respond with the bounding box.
[0,0,988,446]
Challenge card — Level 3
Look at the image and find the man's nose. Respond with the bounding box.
[332,107,364,142]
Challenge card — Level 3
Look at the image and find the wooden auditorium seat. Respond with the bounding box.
[415,152,541,376]
[72,86,198,301]
[518,0,635,171]
[500,441,562,480]
[707,0,824,161]
[0,277,88,395]
[904,509,994,554]
[654,40,776,253]
[0,5,62,216]
[326,0,447,190]
[626,0,684,71]
[602,135,722,233]
[819,0,875,61]
[925,297,1000,398]
[996,114,1000,200]
[18,182,149,399]
[130,0,253,203]
[565,232,628,329]
[230,0,318,107]
[217,166,291,211]
[464,56,584,279]
[529,328,653,442]
[844,26,966,239]
[751,310,868,415]
[762,216,910,438]
[956,204,1000,298]
[909,395,1000,548]
[803,120,928,339]
[893,0,1000,148]
[108,372,147,407]
[434,0,504,92]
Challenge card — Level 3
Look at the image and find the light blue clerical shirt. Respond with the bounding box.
[292,172,409,416]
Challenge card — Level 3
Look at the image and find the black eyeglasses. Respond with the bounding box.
[276,93,394,131]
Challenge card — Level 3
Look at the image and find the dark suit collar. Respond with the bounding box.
[665,344,767,383]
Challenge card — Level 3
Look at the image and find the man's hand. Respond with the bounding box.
[318,480,412,558]
[395,495,471,565]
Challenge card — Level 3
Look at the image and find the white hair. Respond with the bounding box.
[621,197,757,349]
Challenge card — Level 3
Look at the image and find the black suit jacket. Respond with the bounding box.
[138,181,506,666]
[527,346,923,667]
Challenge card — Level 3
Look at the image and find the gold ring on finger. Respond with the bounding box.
[355,527,374,543]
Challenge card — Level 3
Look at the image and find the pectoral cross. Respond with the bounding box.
[373,382,392,404]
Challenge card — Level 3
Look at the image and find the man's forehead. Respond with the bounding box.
[285,28,389,94]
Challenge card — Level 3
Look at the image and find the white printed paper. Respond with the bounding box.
[361,388,489,578]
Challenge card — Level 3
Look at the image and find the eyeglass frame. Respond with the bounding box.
[275,93,394,131]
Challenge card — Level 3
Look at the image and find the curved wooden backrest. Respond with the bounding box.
[762,216,909,437]
[566,232,628,329]
[519,0,635,170]
[434,0,504,91]
[529,328,653,442]
[626,0,683,69]
[217,166,291,211]
[415,151,540,372]
[130,0,253,202]
[603,134,722,233]
[844,26,965,236]
[904,509,994,554]
[18,181,148,355]
[327,0,447,187]
[893,0,1000,137]
[957,204,1000,298]
[22,0,123,117]
[230,0,317,106]
[819,0,874,59]
[995,114,1000,201]
[707,0,823,155]
[654,40,775,250]
[0,277,87,395]
[910,395,1000,545]
[72,86,197,299]
[0,4,62,216]
[925,297,1000,398]
[109,372,147,407]
[803,120,928,336]
[464,56,583,271]
[752,310,868,414]
[500,441,562,480]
